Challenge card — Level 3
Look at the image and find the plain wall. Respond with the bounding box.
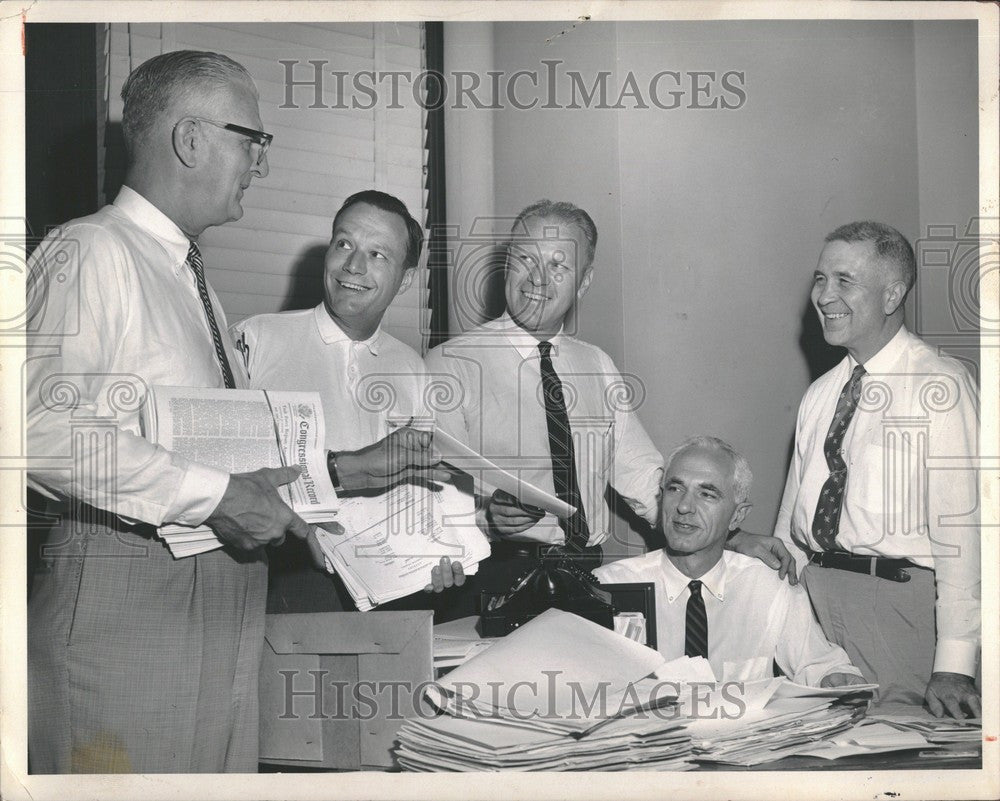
[444,19,978,559]
[912,20,980,376]
[614,20,920,543]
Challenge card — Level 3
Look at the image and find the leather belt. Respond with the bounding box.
[809,551,913,583]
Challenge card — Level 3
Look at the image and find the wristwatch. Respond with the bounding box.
[327,450,343,491]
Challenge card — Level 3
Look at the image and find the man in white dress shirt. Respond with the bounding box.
[232,190,462,607]
[424,201,664,612]
[595,437,864,686]
[425,200,791,618]
[772,221,980,717]
[26,52,438,773]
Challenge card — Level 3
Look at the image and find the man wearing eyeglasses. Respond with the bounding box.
[26,51,438,774]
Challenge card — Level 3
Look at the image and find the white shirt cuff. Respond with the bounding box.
[933,638,979,677]
[165,462,231,527]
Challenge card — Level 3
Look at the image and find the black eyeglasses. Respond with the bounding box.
[186,117,273,165]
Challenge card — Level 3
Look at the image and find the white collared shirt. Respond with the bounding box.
[231,303,426,451]
[594,550,862,685]
[424,313,663,545]
[773,326,980,676]
[26,186,244,526]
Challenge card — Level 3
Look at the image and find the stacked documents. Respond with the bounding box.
[867,709,982,744]
[396,710,692,771]
[141,386,340,557]
[313,482,490,611]
[684,678,873,766]
[432,616,499,672]
[795,721,935,760]
[396,609,693,771]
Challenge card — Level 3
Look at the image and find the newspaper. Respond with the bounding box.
[140,385,340,557]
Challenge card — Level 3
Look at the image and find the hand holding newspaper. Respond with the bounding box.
[140,386,340,557]
[141,386,491,611]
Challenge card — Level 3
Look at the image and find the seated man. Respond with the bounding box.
[595,436,865,687]
[232,190,461,607]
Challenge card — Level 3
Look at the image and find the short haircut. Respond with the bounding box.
[511,200,598,268]
[825,221,916,293]
[332,190,424,270]
[121,50,256,160]
[665,436,753,504]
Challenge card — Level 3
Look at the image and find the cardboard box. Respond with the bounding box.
[258,610,433,771]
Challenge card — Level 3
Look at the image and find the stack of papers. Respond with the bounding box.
[684,679,875,766]
[396,609,693,771]
[433,617,499,672]
[396,710,692,772]
[797,721,935,759]
[867,711,982,744]
[313,482,490,611]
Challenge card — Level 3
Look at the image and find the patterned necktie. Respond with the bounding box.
[811,364,866,551]
[538,340,592,552]
[684,579,709,660]
[186,242,236,389]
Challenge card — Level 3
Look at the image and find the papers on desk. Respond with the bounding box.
[433,427,576,518]
[433,616,499,671]
[396,609,693,771]
[679,676,876,766]
[796,722,936,759]
[866,709,982,743]
[313,482,490,611]
[396,710,692,772]
[686,694,863,766]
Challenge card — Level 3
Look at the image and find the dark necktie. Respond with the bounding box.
[684,579,709,660]
[186,241,236,389]
[811,364,866,551]
[538,340,592,552]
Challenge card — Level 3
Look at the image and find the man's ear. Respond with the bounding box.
[729,501,752,532]
[172,118,200,168]
[577,266,594,300]
[396,266,416,296]
[883,279,908,316]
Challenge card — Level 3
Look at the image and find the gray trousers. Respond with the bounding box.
[801,562,936,706]
[28,515,267,773]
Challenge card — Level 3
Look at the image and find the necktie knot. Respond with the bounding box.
[849,363,866,401]
[538,340,553,360]
[688,579,702,597]
[186,241,202,271]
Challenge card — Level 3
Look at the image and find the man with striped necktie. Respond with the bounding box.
[25,51,439,773]
[595,437,863,686]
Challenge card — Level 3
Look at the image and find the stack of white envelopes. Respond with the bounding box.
[395,609,694,771]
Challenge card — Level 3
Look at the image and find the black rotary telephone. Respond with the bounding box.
[478,547,617,636]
